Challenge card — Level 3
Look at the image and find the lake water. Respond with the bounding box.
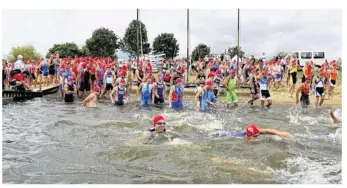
[2,94,342,184]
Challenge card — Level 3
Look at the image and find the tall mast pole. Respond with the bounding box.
[237,9,240,75]
[136,9,140,61]
[187,9,190,81]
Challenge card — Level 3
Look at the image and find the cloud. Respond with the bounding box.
[2,9,341,60]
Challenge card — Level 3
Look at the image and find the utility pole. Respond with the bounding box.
[139,9,143,57]
[136,9,140,62]
[237,9,240,75]
[187,9,190,81]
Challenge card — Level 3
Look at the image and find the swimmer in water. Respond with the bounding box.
[82,86,101,107]
[63,77,77,103]
[138,115,167,144]
[195,81,216,111]
[296,75,312,110]
[169,77,184,110]
[212,124,290,144]
[110,78,127,106]
[329,109,342,124]
[138,76,154,106]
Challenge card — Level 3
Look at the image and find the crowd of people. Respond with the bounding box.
[2,52,341,124]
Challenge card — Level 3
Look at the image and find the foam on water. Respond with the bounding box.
[276,156,342,184]
[164,138,192,146]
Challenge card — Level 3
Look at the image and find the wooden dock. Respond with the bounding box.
[2,84,59,101]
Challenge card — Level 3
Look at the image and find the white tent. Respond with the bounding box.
[231,55,241,62]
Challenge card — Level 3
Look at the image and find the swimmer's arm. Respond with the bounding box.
[110,87,117,103]
[73,85,77,95]
[168,86,174,104]
[138,83,143,93]
[135,70,140,81]
[152,84,156,103]
[259,128,290,138]
[63,85,71,94]
[223,77,230,90]
[82,94,94,106]
[249,74,254,88]
[295,84,303,103]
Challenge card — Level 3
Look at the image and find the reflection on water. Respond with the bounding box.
[2,95,342,184]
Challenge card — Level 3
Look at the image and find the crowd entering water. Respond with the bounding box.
[2,53,342,183]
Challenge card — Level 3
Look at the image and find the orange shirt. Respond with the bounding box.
[304,65,312,76]
[330,69,337,80]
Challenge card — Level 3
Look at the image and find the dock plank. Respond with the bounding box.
[33,85,60,92]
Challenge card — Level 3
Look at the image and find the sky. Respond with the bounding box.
[2,9,342,60]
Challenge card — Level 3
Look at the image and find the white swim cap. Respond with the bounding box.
[18,55,23,60]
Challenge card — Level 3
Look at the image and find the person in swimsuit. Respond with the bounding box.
[63,77,77,103]
[48,54,55,85]
[296,75,312,110]
[195,81,216,112]
[313,70,325,108]
[224,70,239,107]
[110,78,127,106]
[259,70,272,108]
[138,115,167,144]
[101,65,115,98]
[169,77,184,110]
[289,55,298,97]
[248,66,260,106]
[153,73,166,105]
[135,63,145,98]
[138,77,154,106]
[82,86,101,108]
[213,69,223,97]
[328,65,338,100]
[78,64,92,98]
[54,53,61,84]
[211,124,290,144]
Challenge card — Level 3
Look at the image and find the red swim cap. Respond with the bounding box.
[246,124,260,137]
[208,72,215,77]
[176,78,183,84]
[93,86,101,92]
[153,115,165,127]
[120,78,126,84]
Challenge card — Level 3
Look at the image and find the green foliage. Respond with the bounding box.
[8,45,41,62]
[47,42,80,58]
[122,20,151,57]
[79,45,91,57]
[191,44,210,61]
[227,46,245,59]
[86,27,119,57]
[152,33,179,58]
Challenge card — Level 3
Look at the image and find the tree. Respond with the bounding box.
[86,27,119,57]
[79,45,91,57]
[47,42,80,58]
[8,45,41,62]
[227,46,245,59]
[152,33,179,58]
[122,20,151,57]
[191,44,210,61]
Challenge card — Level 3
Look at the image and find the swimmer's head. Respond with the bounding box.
[175,78,183,86]
[17,55,23,60]
[204,80,213,90]
[208,72,215,78]
[153,115,166,133]
[120,78,126,86]
[246,124,260,138]
[230,70,236,77]
[157,73,163,81]
[93,86,101,94]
